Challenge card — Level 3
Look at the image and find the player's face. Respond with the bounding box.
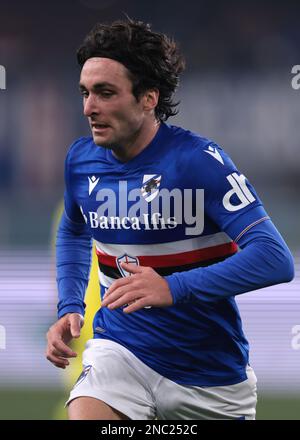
[79,57,148,149]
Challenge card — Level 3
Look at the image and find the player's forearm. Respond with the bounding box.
[56,211,93,318]
[165,220,295,304]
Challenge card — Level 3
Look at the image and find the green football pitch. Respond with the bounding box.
[0,389,299,420]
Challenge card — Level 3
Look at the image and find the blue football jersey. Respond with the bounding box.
[61,122,269,386]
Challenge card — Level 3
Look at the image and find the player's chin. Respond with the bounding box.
[92,134,113,148]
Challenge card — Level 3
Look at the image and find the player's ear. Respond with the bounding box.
[143,89,159,112]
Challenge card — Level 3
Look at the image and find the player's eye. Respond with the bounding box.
[100,90,115,98]
[80,90,89,98]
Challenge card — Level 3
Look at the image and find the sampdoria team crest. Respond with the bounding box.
[141,174,162,202]
[116,253,140,277]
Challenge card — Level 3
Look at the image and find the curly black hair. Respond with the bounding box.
[77,19,186,122]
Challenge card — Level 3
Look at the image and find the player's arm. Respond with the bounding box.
[166,218,294,304]
[102,218,294,311]
[56,141,93,319]
[56,209,92,318]
[46,209,92,368]
[165,142,295,304]
[46,142,92,368]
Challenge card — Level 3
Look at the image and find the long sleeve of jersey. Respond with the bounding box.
[166,210,294,305]
[56,140,93,319]
[56,211,92,318]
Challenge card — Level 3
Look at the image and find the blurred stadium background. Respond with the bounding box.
[0,0,299,420]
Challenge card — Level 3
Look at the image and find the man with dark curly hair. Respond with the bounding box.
[46,19,294,420]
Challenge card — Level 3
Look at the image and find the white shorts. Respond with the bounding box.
[66,339,257,420]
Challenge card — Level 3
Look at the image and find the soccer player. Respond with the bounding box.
[46,19,294,420]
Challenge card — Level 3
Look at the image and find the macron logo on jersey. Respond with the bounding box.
[88,176,100,196]
[223,173,256,212]
[204,145,224,165]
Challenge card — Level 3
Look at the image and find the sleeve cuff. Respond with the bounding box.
[57,304,85,319]
[165,273,192,304]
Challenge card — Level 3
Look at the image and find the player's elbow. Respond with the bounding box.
[258,238,295,286]
[281,248,295,283]
[273,245,295,284]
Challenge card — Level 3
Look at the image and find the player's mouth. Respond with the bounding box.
[91,123,111,133]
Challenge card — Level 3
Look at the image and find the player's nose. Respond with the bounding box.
[83,94,99,117]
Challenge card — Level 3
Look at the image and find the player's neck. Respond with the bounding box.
[112,119,160,163]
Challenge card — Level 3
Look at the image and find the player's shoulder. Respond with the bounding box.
[166,123,210,148]
[166,124,232,167]
[66,136,103,163]
[66,136,92,161]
